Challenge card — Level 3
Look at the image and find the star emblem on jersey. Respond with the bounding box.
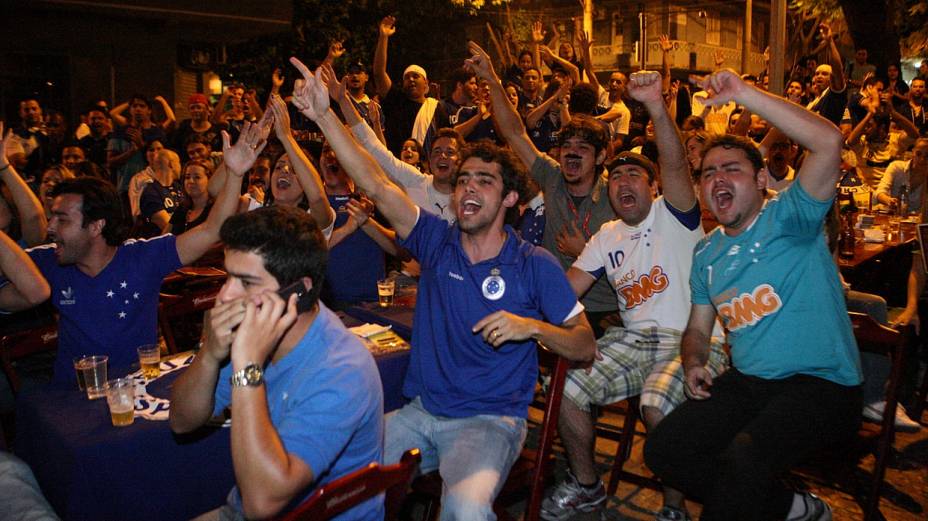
[482,267,506,301]
[105,281,137,319]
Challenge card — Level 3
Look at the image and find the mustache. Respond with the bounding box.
[564,154,582,160]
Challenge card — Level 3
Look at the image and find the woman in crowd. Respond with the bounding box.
[399,138,428,173]
[169,159,214,234]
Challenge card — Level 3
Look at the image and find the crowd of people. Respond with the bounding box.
[1,13,927,521]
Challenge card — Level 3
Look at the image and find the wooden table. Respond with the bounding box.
[839,218,917,307]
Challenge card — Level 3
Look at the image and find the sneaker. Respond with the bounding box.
[655,505,692,521]
[862,401,922,432]
[787,492,832,521]
[540,472,607,521]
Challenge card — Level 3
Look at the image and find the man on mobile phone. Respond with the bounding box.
[170,206,384,521]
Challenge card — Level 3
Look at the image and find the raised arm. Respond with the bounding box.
[0,230,50,312]
[331,74,428,187]
[845,107,874,146]
[373,16,395,99]
[266,94,334,231]
[629,71,696,210]
[540,45,580,86]
[154,95,176,133]
[322,39,345,68]
[290,58,418,239]
[525,80,569,129]
[658,35,673,94]
[701,69,843,200]
[176,118,271,265]
[818,23,846,92]
[109,101,128,127]
[467,41,544,171]
[0,125,46,246]
[577,31,600,93]
[211,89,232,125]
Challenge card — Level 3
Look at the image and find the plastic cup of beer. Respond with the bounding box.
[73,355,89,391]
[82,355,108,399]
[377,278,395,308]
[137,344,161,379]
[104,378,135,427]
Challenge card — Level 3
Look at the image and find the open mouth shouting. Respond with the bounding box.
[712,184,734,211]
[460,197,483,217]
[276,176,293,190]
[562,154,583,176]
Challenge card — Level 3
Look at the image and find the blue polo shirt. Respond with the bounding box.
[214,303,384,520]
[400,209,581,418]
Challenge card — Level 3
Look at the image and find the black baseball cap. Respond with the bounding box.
[347,61,367,73]
[605,151,658,182]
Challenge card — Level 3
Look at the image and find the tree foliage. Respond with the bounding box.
[214,0,501,97]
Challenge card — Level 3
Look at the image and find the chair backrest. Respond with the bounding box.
[158,284,222,354]
[0,321,59,393]
[275,448,421,521]
[847,311,912,521]
[524,345,569,521]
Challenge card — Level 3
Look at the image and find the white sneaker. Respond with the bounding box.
[862,401,922,432]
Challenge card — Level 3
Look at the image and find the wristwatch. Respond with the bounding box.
[230,363,264,387]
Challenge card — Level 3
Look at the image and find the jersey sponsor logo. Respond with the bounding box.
[717,283,782,331]
[448,271,464,281]
[617,266,669,309]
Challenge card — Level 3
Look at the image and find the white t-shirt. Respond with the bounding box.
[351,121,454,223]
[573,196,712,334]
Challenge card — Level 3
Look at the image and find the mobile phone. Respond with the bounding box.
[277,280,312,313]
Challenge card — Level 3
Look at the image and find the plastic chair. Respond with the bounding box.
[409,345,569,521]
[275,448,421,521]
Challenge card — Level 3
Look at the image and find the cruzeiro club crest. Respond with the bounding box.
[482,267,506,301]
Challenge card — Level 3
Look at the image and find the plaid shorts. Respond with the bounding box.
[563,327,729,416]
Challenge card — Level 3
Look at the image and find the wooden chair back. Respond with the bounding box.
[275,448,421,521]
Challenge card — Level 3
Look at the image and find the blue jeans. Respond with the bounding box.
[385,397,527,521]
[0,451,59,520]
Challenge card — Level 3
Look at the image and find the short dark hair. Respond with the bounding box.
[700,134,765,174]
[220,206,328,309]
[449,67,476,89]
[433,128,464,152]
[455,141,530,225]
[568,83,598,115]
[557,114,609,157]
[128,94,151,108]
[49,177,127,246]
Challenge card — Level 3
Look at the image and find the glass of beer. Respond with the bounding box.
[377,278,395,308]
[104,378,135,427]
[82,355,108,399]
[73,356,89,391]
[137,344,161,379]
